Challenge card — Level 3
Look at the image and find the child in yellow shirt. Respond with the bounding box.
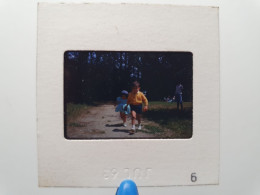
[125,81,148,134]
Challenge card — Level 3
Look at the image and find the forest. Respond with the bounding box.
[64,51,193,104]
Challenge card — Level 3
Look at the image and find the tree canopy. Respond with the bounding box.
[64,51,192,104]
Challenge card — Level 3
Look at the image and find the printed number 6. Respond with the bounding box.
[191,173,197,182]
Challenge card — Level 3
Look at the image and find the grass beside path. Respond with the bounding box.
[143,101,192,138]
[66,103,91,123]
[65,101,193,139]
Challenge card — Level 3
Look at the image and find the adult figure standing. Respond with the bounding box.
[175,82,184,111]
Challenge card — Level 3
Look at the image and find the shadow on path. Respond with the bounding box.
[105,123,123,127]
[112,129,130,134]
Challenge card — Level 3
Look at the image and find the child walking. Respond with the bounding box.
[125,81,148,134]
[115,90,131,127]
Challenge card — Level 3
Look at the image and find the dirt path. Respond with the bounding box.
[66,104,157,139]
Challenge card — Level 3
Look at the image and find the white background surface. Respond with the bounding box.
[0,0,259,194]
[37,4,219,187]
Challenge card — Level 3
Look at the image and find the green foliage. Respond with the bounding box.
[66,103,89,120]
[142,125,164,134]
[143,101,192,138]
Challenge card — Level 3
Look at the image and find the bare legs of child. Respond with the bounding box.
[136,114,142,130]
[130,111,136,134]
[120,112,127,127]
[130,111,141,134]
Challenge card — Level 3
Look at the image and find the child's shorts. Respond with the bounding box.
[130,104,142,114]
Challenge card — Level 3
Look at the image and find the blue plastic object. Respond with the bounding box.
[116,179,139,195]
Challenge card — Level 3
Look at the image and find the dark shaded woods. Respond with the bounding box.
[64,51,192,104]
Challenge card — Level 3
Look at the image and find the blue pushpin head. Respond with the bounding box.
[116,179,139,195]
